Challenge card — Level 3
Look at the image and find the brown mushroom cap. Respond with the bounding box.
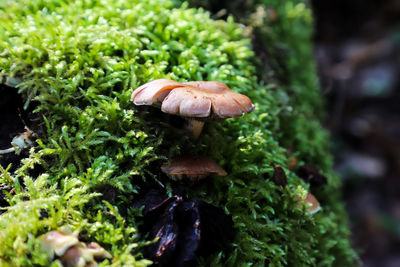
[130,79,184,106]
[131,79,255,119]
[87,242,112,260]
[59,244,92,267]
[162,81,255,119]
[305,192,321,214]
[161,155,227,180]
[294,192,321,214]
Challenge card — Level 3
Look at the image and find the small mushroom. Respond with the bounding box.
[87,242,112,260]
[0,128,34,155]
[131,79,255,138]
[39,231,80,259]
[60,243,97,267]
[294,192,321,214]
[39,229,112,266]
[161,155,227,181]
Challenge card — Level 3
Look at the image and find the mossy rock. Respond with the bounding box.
[0,0,357,266]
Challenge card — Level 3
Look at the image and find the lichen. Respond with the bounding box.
[0,0,357,266]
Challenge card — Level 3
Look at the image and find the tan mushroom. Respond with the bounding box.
[131,79,184,106]
[39,231,80,259]
[58,242,112,267]
[59,243,94,267]
[294,192,321,214]
[87,242,112,260]
[39,229,112,266]
[131,79,255,138]
[161,155,227,181]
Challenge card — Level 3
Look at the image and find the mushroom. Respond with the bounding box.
[87,242,112,260]
[131,79,255,138]
[39,231,80,259]
[294,192,321,214]
[161,155,227,181]
[59,243,95,267]
[58,242,112,267]
[40,230,112,266]
[130,79,184,106]
[0,128,34,155]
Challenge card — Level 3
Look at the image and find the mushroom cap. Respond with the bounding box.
[131,79,255,119]
[131,79,184,106]
[39,231,80,258]
[162,81,255,119]
[60,243,95,267]
[305,192,321,214]
[295,192,321,214]
[87,242,112,259]
[161,155,227,180]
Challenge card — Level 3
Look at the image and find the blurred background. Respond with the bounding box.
[312,0,400,266]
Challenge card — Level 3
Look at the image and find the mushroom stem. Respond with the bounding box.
[0,147,15,155]
[185,119,205,139]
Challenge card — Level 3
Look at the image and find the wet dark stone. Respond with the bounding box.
[134,190,235,266]
[147,200,181,265]
[174,201,201,267]
[195,200,235,257]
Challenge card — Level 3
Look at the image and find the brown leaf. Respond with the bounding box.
[271,165,288,187]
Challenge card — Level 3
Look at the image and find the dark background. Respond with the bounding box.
[312,0,400,266]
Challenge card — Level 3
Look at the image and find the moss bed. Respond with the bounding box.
[0,0,357,266]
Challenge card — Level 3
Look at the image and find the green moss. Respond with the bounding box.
[0,0,357,266]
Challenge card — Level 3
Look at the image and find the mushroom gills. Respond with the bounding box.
[131,79,255,138]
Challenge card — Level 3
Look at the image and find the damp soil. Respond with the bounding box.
[0,84,28,169]
[0,84,38,210]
